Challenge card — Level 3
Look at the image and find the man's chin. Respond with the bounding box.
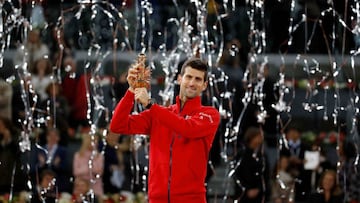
[185,94,197,99]
[185,90,197,96]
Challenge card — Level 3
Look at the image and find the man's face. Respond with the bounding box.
[250,133,263,150]
[46,130,59,145]
[41,174,54,188]
[74,179,89,195]
[322,172,335,191]
[177,66,207,100]
[287,129,300,141]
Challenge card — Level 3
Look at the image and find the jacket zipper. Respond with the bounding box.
[168,134,175,203]
[168,106,183,203]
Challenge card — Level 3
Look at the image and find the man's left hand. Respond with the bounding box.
[134,87,150,107]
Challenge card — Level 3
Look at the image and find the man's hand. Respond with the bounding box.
[134,88,150,107]
[127,66,139,92]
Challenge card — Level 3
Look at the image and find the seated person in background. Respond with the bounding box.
[0,116,26,194]
[307,169,343,203]
[280,125,312,202]
[0,78,13,120]
[41,82,70,146]
[99,130,125,194]
[36,128,70,192]
[73,132,104,197]
[31,169,57,203]
[271,153,295,203]
[30,57,53,102]
[233,126,266,203]
[61,55,91,135]
[72,178,98,203]
[338,140,360,203]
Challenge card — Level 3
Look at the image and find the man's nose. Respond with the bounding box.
[188,78,196,85]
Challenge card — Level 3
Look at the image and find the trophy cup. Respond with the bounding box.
[133,53,150,89]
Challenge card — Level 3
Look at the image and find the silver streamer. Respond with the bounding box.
[1,0,360,201]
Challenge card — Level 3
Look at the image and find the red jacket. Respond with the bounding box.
[110,90,220,203]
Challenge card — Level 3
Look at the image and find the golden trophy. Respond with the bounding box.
[133,53,150,89]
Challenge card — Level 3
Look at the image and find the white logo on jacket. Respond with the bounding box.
[184,113,214,123]
[200,112,214,123]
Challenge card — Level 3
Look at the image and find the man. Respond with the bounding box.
[110,57,220,203]
[280,126,311,202]
[233,126,266,203]
[35,128,69,192]
[31,169,57,203]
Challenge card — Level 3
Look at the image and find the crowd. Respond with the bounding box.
[0,26,145,202]
[1,0,360,203]
[229,125,360,203]
[0,30,359,203]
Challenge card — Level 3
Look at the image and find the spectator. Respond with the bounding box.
[41,82,70,145]
[311,141,336,190]
[44,26,72,65]
[73,133,104,197]
[11,75,41,128]
[339,140,360,203]
[271,154,295,203]
[72,178,99,203]
[261,64,279,173]
[307,169,343,203]
[218,38,245,128]
[115,136,134,193]
[280,125,312,202]
[233,126,266,203]
[224,1,250,67]
[30,169,57,203]
[30,57,53,102]
[61,55,91,135]
[13,29,49,73]
[99,130,126,194]
[0,116,26,194]
[0,79,13,120]
[35,128,70,193]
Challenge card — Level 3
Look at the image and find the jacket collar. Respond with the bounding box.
[175,95,202,115]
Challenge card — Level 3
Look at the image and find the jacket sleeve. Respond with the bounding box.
[109,90,151,135]
[150,104,220,138]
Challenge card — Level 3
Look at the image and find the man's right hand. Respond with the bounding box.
[127,66,139,92]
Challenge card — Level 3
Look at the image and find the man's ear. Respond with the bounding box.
[202,81,208,91]
[177,74,182,84]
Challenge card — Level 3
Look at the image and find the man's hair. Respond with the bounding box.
[244,126,262,145]
[47,127,60,136]
[40,169,56,181]
[180,58,209,81]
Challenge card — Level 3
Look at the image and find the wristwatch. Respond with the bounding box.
[145,98,155,109]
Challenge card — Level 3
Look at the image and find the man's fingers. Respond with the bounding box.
[134,88,148,106]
